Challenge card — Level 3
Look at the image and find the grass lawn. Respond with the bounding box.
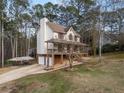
[0,53,124,93]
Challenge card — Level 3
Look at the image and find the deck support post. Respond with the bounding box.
[61,44,64,64]
[46,42,49,67]
[44,56,46,65]
[52,43,54,66]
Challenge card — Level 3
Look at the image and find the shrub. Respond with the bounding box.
[102,44,119,53]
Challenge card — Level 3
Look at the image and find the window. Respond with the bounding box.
[75,36,78,41]
[69,34,73,40]
[58,33,64,40]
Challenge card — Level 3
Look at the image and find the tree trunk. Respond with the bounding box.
[68,46,74,69]
[1,19,4,67]
[28,29,31,56]
[25,24,28,56]
[92,28,96,57]
[15,36,18,57]
[0,21,1,67]
[10,36,16,58]
[68,54,73,68]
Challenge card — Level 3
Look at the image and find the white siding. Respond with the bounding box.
[38,56,52,66]
[53,32,58,39]
[38,57,44,65]
[77,37,80,42]
[37,18,47,54]
[66,28,75,41]
[37,18,54,65]
[49,57,53,66]
[46,24,54,50]
[37,18,54,55]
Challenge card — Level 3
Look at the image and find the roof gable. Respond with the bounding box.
[47,22,66,34]
[67,27,80,37]
[47,21,80,37]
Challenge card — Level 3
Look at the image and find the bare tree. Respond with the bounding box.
[1,13,4,67]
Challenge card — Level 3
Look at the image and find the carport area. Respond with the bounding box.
[8,56,35,65]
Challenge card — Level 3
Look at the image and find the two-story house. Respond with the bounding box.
[37,18,88,67]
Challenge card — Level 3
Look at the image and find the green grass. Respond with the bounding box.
[0,53,124,93]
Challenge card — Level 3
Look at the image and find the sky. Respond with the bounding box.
[30,0,60,5]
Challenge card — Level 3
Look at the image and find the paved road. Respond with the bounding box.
[0,64,45,85]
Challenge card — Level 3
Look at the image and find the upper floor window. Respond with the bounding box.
[69,34,73,40]
[75,36,78,41]
[58,33,64,40]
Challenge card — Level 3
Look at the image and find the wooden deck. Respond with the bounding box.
[38,52,88,56]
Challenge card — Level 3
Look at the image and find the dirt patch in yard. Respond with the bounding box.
[0,81,48,93]
[26,82,48,92]
[0,81,17,93]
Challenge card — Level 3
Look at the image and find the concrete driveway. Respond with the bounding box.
[0,64,45,85]
[0,62,83,85]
